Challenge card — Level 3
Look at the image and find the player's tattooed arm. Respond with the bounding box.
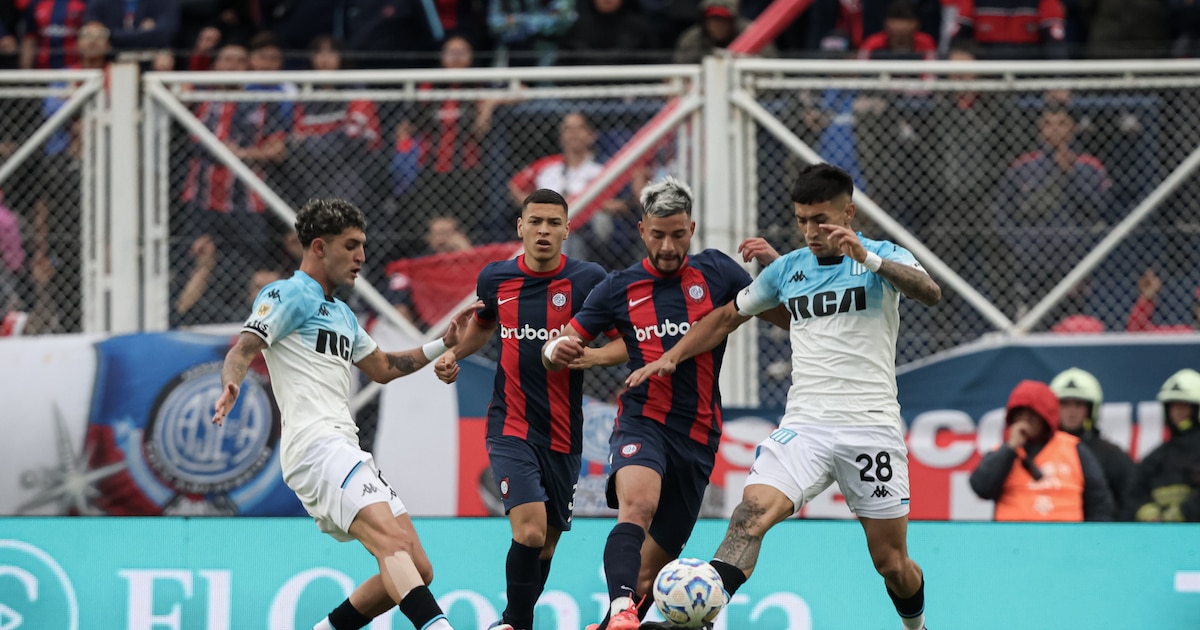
[212,332,268,426]
[357,347,430,383]
[876,260,941,307]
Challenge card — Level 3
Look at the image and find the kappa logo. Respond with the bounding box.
[318,304,329,317]
[362,482,379,496]
[789,271,806,283]
[871,485,890,498]
[267,289,282,302]
[620,443,641,458]
[500,477,510,499]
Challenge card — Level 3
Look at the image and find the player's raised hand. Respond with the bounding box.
[819,224,866,261]
[211,382,240,427]
[625,357,677,388]
[738,237,781,266]
[434,353,460,384]
[445,300,483,348]
[543,335,585,370]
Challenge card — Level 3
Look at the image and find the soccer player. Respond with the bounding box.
[211,198,475,630]
[628,164,942,630]
[542,177,789,630]
[433,189,625,630]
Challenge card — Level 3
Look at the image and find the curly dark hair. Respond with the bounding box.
[295,198,367,247]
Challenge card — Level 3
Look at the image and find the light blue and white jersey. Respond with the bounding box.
[735,236,924,428]
[243,271,377,474]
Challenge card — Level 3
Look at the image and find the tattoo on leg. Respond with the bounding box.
[715,500,767,570]
[387,353,420,376]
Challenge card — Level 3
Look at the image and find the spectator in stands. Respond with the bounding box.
[1126,269,1200,333]
[186,26,224,72]
[0,4,20,70]
[560,0,657,65]
[84,0,179,53]
[856,0,936,60]
[345,0,442,69]
[1050,314,1104,334]
[969,379,1114,521]
[425,216,474,255]
[992,105,1111,321]
[1081,0,1170,58]
[21,0,88,69]
[950,0,1068,59]
[175,42,287,325]
[254,0,339,63]
[29,115,83,334]
[0,192,24,331]
[395,35,499,246]
[508,112,603,206]
[1049,368,1135,520]
[488,0,577,66]
[291,36,383,210]
[672,0,778,64]
[1126,369,1200,522]
[920,42,1023,348]
[798,0,940,55]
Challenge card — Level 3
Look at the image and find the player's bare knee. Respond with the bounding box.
[871,550,907,582]
[513,523,548,548]
[620,497,658,527]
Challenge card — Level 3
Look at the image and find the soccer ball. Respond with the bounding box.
[652,558,726,628]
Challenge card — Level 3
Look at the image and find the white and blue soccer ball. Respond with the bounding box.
[652,557,726,628]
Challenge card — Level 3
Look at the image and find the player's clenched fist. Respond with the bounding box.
[435,352,460,384]
[542,335,585,370]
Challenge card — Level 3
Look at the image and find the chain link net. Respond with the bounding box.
[744,67,1200,407]
[159,74,698,421]
[0,79,94,337]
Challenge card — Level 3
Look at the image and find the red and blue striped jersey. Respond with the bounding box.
[476,254,608,454]
[570,249,752,450]
[25,0,87,69]
[182,101,287,214]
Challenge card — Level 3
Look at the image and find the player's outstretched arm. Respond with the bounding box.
[568,337,629,370]
[434,314,496,384]
[625,301,751,388]
[819,223,941,306]
[542,324,587,371]
[358,301,479,384]
[212,332,268,426]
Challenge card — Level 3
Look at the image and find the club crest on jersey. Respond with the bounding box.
[686,284,706,303]
[550,289,570,311]
[256,302,271,317]
[499,477,511,498]
[620,443,641,458]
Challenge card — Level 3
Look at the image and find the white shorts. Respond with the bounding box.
[283,435,406,542]
[746,423,910,519]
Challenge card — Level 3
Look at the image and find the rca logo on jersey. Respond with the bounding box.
[499,323,566,341]
[634,318,698,342]
[787,287,866,320]
[316,329,351,359]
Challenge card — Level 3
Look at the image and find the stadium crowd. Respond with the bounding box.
[0,0,1197,349]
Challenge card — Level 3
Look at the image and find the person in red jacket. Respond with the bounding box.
[1126,268,1200,333]
[857,0,936,60]
[969,380,1114,521]
[948,0,1068,59]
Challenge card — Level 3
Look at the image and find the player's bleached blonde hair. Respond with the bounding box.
[640,176,693,218]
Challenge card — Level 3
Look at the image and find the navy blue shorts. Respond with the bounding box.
[486,435,581,532]
[605,415,716,556]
